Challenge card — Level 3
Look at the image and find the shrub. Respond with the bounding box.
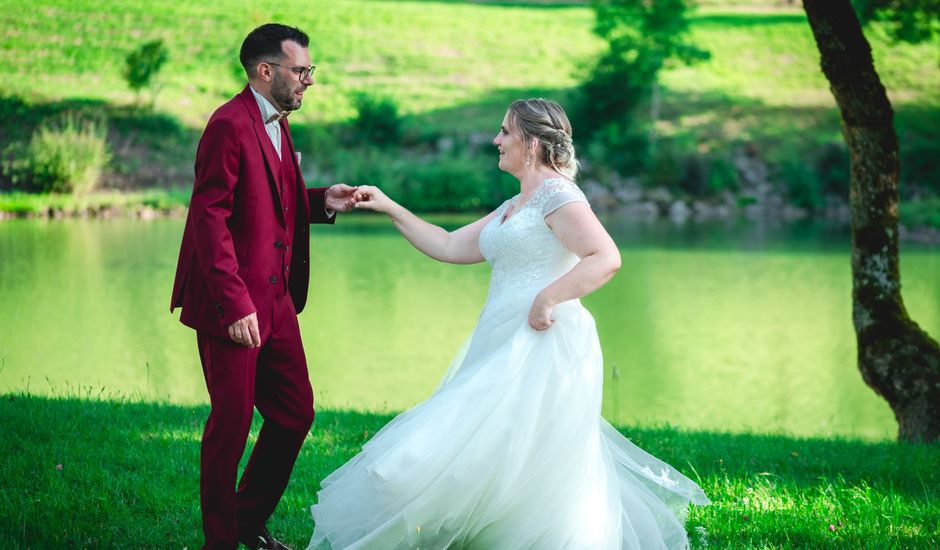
[777,159,822,211]
[813,142,849,198]
[351,93,402,146]
[401,154,510,211]
[124,40,169,106]
[3,114,110,194]
[585,121,650,176]
[706,156,738,195]
[323,145,512,212]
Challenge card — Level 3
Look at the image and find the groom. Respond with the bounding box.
[170,23,357,550]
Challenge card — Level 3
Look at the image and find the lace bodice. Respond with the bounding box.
[478,178,589,307]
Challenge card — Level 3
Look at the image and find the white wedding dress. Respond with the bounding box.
[308,178,710,550]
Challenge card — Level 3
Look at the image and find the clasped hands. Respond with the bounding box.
[227,184,554,347]
[227,183,386,347]
[324,184,393,214]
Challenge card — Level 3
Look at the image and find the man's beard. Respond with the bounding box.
[271,72,302,111]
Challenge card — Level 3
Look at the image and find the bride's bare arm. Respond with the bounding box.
[528,202,621,330]
[354,185,495,264]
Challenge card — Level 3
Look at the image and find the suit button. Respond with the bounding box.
[269,276,278,284]
[274,240,283,249]
[284,264,289,272]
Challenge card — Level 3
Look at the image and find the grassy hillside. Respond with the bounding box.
[0,1,937,215]
[2,1,936,126]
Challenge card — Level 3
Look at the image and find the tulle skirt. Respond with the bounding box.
[308,295,710,550]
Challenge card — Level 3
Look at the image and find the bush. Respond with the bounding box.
[401,154,512,211]
[777,159,822,211]
[813,142,849,198]
[323,145,513,212]
[586,121,651,176]
[2,114,110,194]
[706,156,738,195]
[351,93,402,146]
[124,40,169,105]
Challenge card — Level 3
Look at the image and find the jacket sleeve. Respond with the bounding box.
[189,116,256,328]
[307,186,337,225]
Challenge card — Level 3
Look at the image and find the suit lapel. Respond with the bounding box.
[281,118,311,220]
[237,87,285,223]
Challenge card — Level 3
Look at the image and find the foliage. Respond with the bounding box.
[585,120,650,175]
[322,145,515,212]
[123,39,169,105]
[0,3,937,219]
[577,0,709,136]
[0,188,188,217]
[1,114,110,194]
[2,394,938,548]
[349,93,403,146]
[900,198,940,228]
[853,0,940,45]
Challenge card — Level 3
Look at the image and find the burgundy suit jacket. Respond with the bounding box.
[170,86,334,338]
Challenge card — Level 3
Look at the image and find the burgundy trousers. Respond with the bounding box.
[196,293,314,550]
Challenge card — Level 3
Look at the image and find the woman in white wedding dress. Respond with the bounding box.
[307,99,710,550]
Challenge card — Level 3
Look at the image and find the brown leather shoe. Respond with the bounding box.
[240,527,293,550]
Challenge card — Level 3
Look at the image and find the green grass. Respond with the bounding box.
[1,393,938,548]
[0,188,189,217]
[0,1,937,215]
[1,2,936,130]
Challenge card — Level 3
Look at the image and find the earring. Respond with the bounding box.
[525,155,532,167]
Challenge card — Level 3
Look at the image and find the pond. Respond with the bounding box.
[1,215,937,441]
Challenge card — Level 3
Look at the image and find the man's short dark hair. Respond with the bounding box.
[239,23,309,78]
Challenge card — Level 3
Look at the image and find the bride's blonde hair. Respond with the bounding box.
[507,98,579,180]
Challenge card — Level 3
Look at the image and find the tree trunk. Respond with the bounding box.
[803,0,940,443]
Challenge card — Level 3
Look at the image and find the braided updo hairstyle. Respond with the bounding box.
[507,98,579,180]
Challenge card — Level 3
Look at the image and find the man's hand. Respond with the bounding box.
[325,184,359,213]
[228,312,261,348]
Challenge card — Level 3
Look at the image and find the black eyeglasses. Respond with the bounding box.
[267,62,316,81]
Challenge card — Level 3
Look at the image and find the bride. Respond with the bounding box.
[307,99,710,550]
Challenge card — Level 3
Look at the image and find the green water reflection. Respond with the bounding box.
[1,216,937,441]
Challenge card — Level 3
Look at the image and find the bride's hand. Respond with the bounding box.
[354,185,397,214]
[528,293,555,331]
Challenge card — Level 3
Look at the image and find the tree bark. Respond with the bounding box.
[803,0,940,443]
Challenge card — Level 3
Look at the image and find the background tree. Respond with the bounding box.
[803,0,940,442]
[577,0,708,172]
[123,39,169,108]
[853,0,940,50]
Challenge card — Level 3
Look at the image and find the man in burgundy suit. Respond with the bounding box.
[170,24,357,550]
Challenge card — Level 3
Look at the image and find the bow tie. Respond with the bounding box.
[265,111,289,124]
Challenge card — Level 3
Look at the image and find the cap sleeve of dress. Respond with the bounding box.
[539,178,589,218]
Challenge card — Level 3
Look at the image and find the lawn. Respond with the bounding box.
[2,394,938,548]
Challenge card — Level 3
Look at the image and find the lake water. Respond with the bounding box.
[1,215,938,441]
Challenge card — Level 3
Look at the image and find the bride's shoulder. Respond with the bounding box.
[540,177,580,193]
[534,178,587,208]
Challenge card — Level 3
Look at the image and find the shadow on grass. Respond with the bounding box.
[692,12,808,27]
[364,0,590,9]
[2,393,937,548]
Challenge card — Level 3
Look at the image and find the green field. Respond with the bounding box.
[0,0,940,194]
[1,0,938,216]
[2,394,938,549]
[2,1,936,123]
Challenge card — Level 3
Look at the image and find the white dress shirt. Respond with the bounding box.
[249,85,283,159]
[247,85,335,218]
